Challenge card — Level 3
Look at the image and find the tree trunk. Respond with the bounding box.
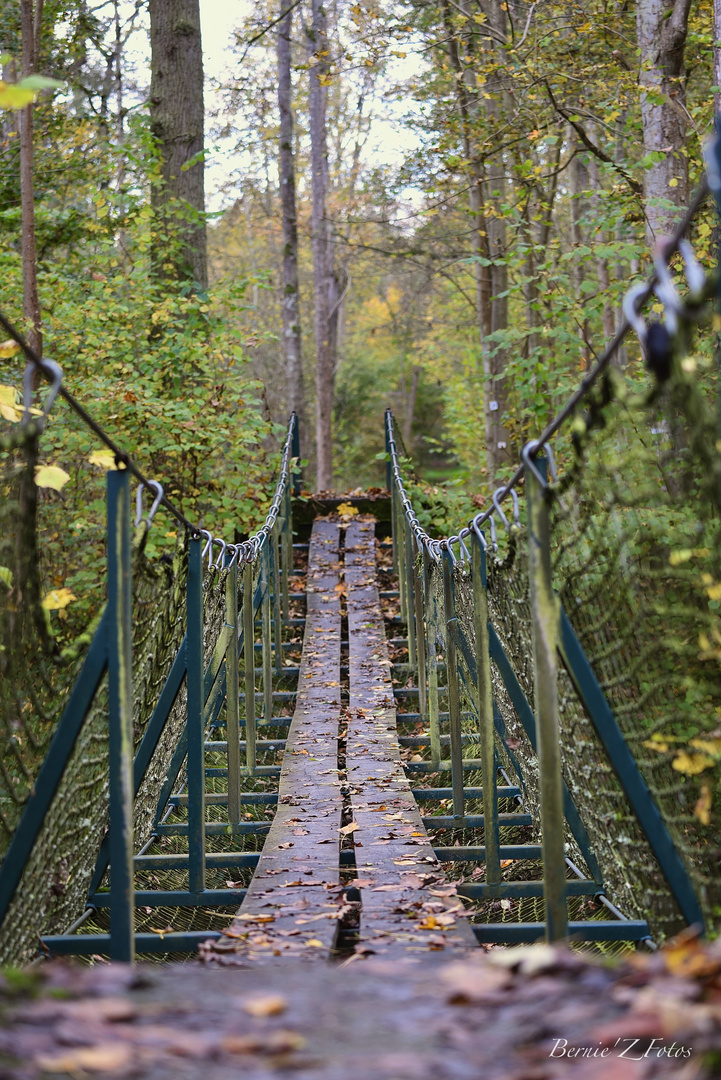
[636,0,692,244]
[20,0,42,360]
[570,134,590,368]
[307,0,333,490]
[149,0,207,290]
[715,0,721,119]
[277,1,305,440]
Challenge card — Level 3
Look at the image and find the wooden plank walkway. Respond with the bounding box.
[344,517,477,954]
[205,519,344,962]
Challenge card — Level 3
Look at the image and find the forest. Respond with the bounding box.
[2,0,721,990]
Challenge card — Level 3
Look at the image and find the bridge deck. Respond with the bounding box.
[206,519,344,960]
[205,514,478,962]
[345,518,476,953]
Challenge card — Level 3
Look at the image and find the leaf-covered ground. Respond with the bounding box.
[1,933,720,1078]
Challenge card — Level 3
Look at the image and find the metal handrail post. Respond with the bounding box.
[398,503,408,624]
[471,529,500,889]
[225,555,241,825]
[107,468,135,961]
[413,536,427,725]
[423,549,441,768]
[291,413,301,496]
[272,522,283,674]
[186,535,206,897]
[526,453,567,941]
[441,548,465,823]
[281,486,291,620]
[405,520,417,668]
[243,560,257,773]
[262,540,273,724]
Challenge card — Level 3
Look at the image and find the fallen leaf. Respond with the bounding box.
[339,821,359,835]
[305,938,324,947]
[222,1030,306,1055]
[0,340,21,358]
[241,994,287,1017]
[35,1045,133,1073]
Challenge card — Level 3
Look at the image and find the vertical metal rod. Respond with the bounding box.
[472,529,500,889]
[404,521,417,669]
[243,559,257,773]
[423,549,441,769]
[413,537,427,726]
[186,535,206,896]
[526,453,567,942]
[391,480,398,579]
[442,549,465,823]
[385,410,392,492]
[262,541,273,725]
[398,506,408,623]
[281,486,291,620]
[272,522,283,674]
[291,412,301,496]
[107,469,135,962]
[225,556,241,825]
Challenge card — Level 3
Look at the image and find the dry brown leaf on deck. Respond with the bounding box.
[241,994,287,1017]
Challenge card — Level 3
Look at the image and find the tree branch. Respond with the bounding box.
[545,82,642,196]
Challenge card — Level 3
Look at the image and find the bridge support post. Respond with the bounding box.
[525,453,567,942]
[291,412,301,496]
[272,523,283,674]
[243,560,257,773]
[471,527,500,890]
[412,536,427,725]
[281,484,292,620]
[107,468,135,962]
[187,536,206,895]
[442,549,465,824]
[262,540,273,724]
[404,522,417,668]
[225,555,241,825]
[423,549,441,769]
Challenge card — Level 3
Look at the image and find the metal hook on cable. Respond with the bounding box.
[492,487,520,530]
[471,513,489,551]
[213,538,227,570]
[135,480,164,529]
[200,530,213,560]
[488,514,498,553]
[22,358,62,428]
[622,283,649,346]
[457,530,471,565]
[652,255,683,336]
[678,239,705,297]
[521,440,557,488]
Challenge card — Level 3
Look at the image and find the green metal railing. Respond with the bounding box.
[0,413,299,961]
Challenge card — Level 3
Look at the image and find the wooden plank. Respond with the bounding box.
[205,519,344,962]
[344,517,477,955]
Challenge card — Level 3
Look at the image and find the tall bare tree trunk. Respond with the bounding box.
[636,0,692,244]
[307,0,333,490]
[20,0,43,360]
[277,2,305,439]
[149,0,207,290]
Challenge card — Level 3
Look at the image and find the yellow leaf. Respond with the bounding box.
[707,583,721,602]
[671,750,714,776]
[35,464,70,490]
[88,450,118,470]
[304,938,324,947]
[0,81,35,109]
[0,566,12,588]
[689,738,721,756]
[336,502,359,519]
[0,385,21,422]
[0,340,20,358]
[694,784,712,826]
[41,587,77,611]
